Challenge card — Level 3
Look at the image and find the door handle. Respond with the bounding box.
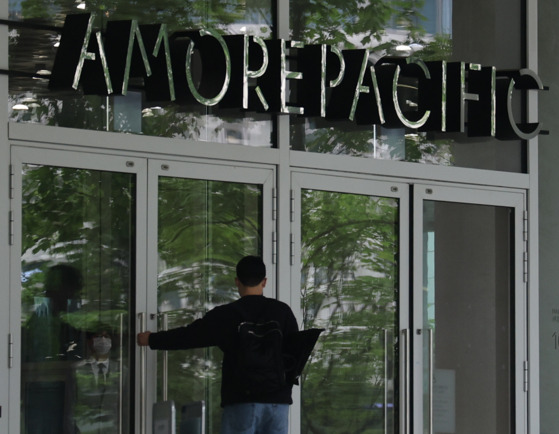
[161,312,169,402]
[119,313,125,434]
[401,328,409,434]
[138,312,147,434]
[427,328,434,434]
[383,328,388,434]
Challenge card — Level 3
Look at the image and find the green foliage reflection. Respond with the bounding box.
[21,165,135,318]
[300,189,399,433]
[20,164,135,433]
[157,177,263,432]
[289,0,455,163]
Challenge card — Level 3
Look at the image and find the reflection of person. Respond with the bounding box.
[74,324,127,434]
[23,264,84,362]
[22,264,85,434]
[137,256,299,434]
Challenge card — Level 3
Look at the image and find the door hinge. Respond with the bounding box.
[290,233,294,265]
[9,164,14,200]
[290,190,295,222]
[524,251,528,283]
[523,210,528,242]
[523,360,529,392]
[272,188,277,221]
[9,210,14,246]
[523,210,529,283]
[8,333,13,368]
[272,231,277,264]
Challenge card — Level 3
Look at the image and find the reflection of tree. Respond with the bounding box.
[12,0,273,142]
[20,0,247,29]
[157,178,262,303]
[289,0,457,164]
[157,178,262,431]
[21,165,135,317]
[405,133,454,164]
[20,164,134,433]
[12,0,457,156]
[301,190,398,433]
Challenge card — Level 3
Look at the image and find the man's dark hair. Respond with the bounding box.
[236,256,266,287]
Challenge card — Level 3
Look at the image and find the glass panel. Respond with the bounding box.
[422,201,512,433]
[20,165,135,434]
[300,189,399,433]
[157,177,263,433]
[289,0,525,172]
[9,0,274,146]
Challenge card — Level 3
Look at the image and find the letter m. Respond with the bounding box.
[104,19,152,95]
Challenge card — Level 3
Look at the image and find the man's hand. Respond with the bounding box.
[137,331,152,346]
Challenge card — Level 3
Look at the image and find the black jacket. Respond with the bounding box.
[148,295,299,407]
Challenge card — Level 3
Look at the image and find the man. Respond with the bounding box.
[74,325,128,434]
[137,256,299,434]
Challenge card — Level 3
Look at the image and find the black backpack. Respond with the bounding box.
[235,319,286,397]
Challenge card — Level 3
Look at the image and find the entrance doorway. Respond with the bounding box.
[11,147,275,434]
[12,147,144,434]
[144,159,276,433]
[291,174,527,434]
[11,147,528,433]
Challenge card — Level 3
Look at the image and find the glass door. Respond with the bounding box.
[11,147,147,434]
[291,173,409,434]
[412,185,526,434]
[292,176,527,434]
[145,160,275,433]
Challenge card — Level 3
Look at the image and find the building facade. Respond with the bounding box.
[0,0,557,432]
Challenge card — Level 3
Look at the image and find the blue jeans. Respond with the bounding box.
[221,403,289,434]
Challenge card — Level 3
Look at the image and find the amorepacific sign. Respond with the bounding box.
[50,14,545,141]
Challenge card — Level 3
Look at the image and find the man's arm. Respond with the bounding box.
[136,312,226,351]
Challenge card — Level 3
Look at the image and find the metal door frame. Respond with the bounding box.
[411,183,527,434]
[9,146,277,434]
[289,173,528,434]
[9,145,149,434]
[143,158,276,433]
[289,171,411,434]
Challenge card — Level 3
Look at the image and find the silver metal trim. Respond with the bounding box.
[119,313,124,434]
[162,313,169,401]
[428,328,434,434]
[383,328,388,434]
[402,328,409,434]
[138,312,147,434]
